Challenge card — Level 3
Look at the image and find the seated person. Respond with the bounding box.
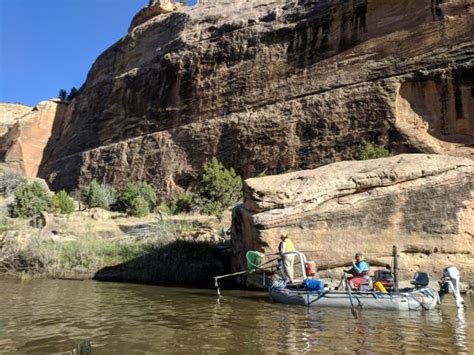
[345,252,370,289]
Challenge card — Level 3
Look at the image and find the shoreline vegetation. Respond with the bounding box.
[0,157,240,286]
[0,210,232,286]
[0,146,396,287]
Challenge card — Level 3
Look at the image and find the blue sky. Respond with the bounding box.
[0,0,196,107]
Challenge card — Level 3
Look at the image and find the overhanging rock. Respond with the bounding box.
[231,154,474,283]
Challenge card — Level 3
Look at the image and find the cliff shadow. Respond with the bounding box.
[37,100,83,191]
[286,0,368,68]
[93,240,232,288]
[395,68,474,153]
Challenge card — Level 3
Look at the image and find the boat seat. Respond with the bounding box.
[411,272,430,288]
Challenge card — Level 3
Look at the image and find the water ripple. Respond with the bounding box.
[0,279,472,353]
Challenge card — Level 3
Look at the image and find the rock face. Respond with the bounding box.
[38,0,473,196]
[130,0,184,31]
[0,103,31,141]
[0,100,67,177]
[231,154,474,283]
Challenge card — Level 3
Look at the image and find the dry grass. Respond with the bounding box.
[0,231,147,278]
[0,209,231,283]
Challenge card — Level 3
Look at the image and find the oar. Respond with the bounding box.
[213,257,281,296]
[343,273,358,319]
[262,250,322,257]
[214,270,249,296]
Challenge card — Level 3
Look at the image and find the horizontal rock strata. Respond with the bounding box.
[35,0,473,196]
[231,154,474,283]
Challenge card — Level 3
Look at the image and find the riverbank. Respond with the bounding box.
[0,209,231,286]
[2,204,473,291]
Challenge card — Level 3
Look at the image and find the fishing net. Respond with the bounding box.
[246,251,265,272]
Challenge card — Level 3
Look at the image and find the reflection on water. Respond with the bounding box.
[0,278,472,353]
[454,307,468,352]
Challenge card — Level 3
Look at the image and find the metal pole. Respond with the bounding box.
[393,245,399,293]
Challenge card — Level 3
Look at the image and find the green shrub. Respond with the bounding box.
[13,181,51,218]
[52,190,75,214]
[196,157,242,217]
[83,180,116,210]
[128,196,150,217]
[157,202,173,216]
[170,192,194,214]
[0,171,26,197]
[356,142,392,160]
[119,182,157,214]
[199,199,223,220]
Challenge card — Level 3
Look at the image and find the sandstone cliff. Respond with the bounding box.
[232,154,474,282]
[36,0,473,196]
[0,103,31,142]
[0,100,67,177]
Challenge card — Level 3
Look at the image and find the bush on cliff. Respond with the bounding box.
[119,182,157,216]
[195,157,242,218]
[13,181,51,218]
[0,170,26,197]
[84,180,116,210]
[66,87,79,101]
[52,190,75,214]
[58,89,67,101]
[356,142,392,160]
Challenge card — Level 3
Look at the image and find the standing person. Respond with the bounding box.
[345,252,370,289]
[279,233,296,284]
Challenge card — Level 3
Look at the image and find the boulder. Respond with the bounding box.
[130,0,184,31]
[231,154,474,283]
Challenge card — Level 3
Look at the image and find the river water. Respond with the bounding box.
[0,278,472,353]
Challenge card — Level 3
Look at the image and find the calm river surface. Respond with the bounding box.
[0,278,472,353]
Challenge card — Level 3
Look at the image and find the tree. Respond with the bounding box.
[119,182,157,216]
[66,87,79,101]
[196,157,243,217]
[58,89,67,101]
[128,196,150,217]
[13,181,51,218]
[83,180,116,210]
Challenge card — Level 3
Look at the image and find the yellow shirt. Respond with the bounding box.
[279,238,295,254]
[285,238,295,252]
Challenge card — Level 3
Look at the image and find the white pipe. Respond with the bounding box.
[282,251,308,280]
[443,266,465,308]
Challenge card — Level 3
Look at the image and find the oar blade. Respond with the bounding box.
[351,306,358,319]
